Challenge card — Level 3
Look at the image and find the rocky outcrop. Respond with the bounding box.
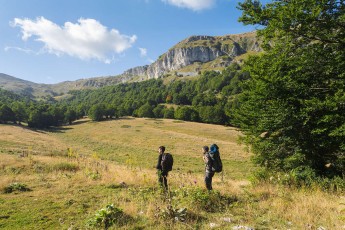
[126,31,261,79]
[146,46,225,78]
[123,65,148,77]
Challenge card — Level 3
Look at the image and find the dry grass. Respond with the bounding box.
[0,119,344,229]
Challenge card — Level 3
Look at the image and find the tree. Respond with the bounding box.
[199,106,226,124]
[137,103,154,118]
[11,102,27,124]
[153,105,165,118]
[0,105,15,123]
[64,109,77,125]
[174,106,199,122]
[234,0,345,177]
[163,107,175,119]
[89,104,106,121]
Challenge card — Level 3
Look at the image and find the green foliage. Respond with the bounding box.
[198,106,226,124]
[87,204,124,229]
[88,104,106,121]
[11,102,27,124]
[234,0,345,178]
[0,104,15,123]
[163,107,175,119]
[153,105,165,118]
[252,168,345,192]
[63,64,246,125]
[173,187,235,212]
[137,103,154,118]
[64,109,77,125]
[160,205,187,222]
[3,182,31,193]
[174,106,199,122]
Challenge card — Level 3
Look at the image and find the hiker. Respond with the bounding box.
[203,144,223,190]
[202,146,214,190]
[156,146,173,190]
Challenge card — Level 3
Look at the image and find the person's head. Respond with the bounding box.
[202,146,209,153]
[158,146,165,154]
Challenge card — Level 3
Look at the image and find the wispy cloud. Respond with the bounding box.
[162,0,215,11]
[139,47,147,57]
[4,46,36,54]
[138,47,155,63]
[10,17,137,63]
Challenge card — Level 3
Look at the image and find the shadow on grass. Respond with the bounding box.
[71,119,90,126]
[45,126,73,133]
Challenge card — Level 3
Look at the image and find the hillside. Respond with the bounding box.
[0,119,343,229]
[0,73,55,98]
[0,31,261,99]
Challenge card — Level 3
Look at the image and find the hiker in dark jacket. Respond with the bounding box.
[202,146,214,190]
[156,146,168,189]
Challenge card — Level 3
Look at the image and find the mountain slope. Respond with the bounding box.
[0,31,261,98]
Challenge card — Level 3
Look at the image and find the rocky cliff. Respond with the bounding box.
[132,31,261,79]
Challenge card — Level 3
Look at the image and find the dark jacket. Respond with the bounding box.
[156,153,163,170]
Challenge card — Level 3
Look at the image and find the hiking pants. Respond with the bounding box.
[205,171,215,190]
[158,170,168,189]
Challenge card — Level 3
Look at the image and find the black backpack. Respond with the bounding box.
[161,153,174,172]
[209,144,223,173]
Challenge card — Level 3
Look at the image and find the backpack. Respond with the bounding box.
[161,153,174,172]
[209,144,223,173]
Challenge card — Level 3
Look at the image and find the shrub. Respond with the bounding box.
[3,183,31,193]
[174,187,234,212]
[252,168,345,192]
[87,204,124,229]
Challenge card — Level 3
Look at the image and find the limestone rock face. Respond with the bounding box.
[146,46,225,79]
[126,32,261,79]
[123,65,149,77]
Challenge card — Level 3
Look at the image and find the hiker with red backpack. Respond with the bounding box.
[156,146,173,190]
[202,144,223,190]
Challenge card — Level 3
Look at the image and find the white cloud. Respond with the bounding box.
[139,47,147,57]
[4,46,35,54]
[11,17,137,63]
[162,0,215,11]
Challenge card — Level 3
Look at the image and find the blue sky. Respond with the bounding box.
[0,0,260,84]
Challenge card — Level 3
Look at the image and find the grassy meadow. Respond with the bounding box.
[0,118,344,229]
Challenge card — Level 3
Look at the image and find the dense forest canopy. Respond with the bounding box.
[0,63,247,126]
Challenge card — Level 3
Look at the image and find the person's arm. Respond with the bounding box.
[203,154,207,163]
[205,153,213,169]
[156,154,162,170]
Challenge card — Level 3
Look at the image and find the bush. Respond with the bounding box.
[252,168,345,192]
[173,187,235,212]
[87,204,125,229]
[3,183,31,193]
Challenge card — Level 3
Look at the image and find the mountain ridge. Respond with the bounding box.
[0,31,261,98]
